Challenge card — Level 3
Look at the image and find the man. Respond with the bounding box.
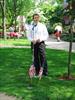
[27,13,49,79]
[54,25,62,42]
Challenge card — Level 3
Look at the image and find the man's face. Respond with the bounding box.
[33,15,40,23]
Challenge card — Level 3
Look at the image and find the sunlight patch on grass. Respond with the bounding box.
[0,39,30,46]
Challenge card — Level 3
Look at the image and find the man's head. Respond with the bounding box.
[33,14,40,23]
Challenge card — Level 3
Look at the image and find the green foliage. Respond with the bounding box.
[0,0,64,33]
[61,33,75,42]
[39,1,63,34]
[5,0,34,25]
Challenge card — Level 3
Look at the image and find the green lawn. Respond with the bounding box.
[0,38,30,46]
[0,48,75,100]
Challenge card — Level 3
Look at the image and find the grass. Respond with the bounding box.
[0,38,30,46]
[0,48,75,100]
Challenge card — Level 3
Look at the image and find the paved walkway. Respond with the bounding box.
[45,36,75,52]
[0,36,75,52]
[0,93,16,100]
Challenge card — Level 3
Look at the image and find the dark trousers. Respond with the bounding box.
[31,42,34,52]
[33,41,48,75]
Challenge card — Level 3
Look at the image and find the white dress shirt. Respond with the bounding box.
[26,22,49,42]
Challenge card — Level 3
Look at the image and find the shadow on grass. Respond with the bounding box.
[0,48,75,100]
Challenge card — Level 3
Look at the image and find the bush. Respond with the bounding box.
[61,33,75,42]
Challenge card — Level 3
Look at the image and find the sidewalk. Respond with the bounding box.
[45,35,75,52]
[0,36,75,52]
[0,93,16,100]
[46,41,75,52]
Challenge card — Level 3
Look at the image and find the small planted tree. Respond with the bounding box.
[61,0,75,80]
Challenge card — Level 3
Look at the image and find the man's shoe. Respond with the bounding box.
[43,72,48,76]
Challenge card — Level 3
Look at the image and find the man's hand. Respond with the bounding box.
[36,39,40,43]
[32,40,36,44]
[32,39,40,44]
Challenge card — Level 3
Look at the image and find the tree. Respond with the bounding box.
[67,0,75,79]
[36,0,63,33]
[61,0,75,79]
[6,0,34,26]
[0,0,6,39]
[0,0,35,38]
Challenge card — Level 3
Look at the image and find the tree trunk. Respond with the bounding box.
[13,0,17,32]
[1,0,6,39]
